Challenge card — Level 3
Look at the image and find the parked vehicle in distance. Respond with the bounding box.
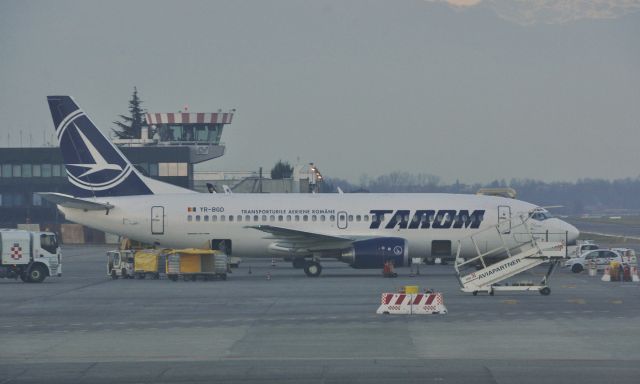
[566,240,599,259]
[107,250,135,279]
[564,248,637,273]
[0,229,61,283]
[611,248,637,264]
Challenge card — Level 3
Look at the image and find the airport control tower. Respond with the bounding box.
[111,109,236,188]
[114,110,235,161]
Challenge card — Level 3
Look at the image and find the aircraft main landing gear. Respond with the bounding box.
[304,261,322,277]
[292,258,307,269]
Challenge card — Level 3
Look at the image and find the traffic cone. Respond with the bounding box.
[601,265,611,282]
[631,266,640,282]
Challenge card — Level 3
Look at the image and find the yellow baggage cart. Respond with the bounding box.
[133,249,164,279]
[165,248,228,281]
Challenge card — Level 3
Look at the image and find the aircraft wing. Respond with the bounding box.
[38,192,114,211]
[246,225,374,252]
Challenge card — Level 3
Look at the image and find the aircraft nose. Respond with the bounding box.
[564,222,580,246]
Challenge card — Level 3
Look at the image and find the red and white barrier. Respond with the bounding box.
[376,292,447,315]
[601,266,611,282]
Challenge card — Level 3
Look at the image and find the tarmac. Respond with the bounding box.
[1,244,640,383]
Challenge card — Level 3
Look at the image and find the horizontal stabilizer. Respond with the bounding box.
[37,192,114,211]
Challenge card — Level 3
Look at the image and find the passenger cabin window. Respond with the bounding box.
[312,215,317,222]
[254,215,259,222]
[303,215,308,222]
[188,215,193,222]
[262,215,267,221]
[229,215,234,222]
[196,215,201,222]
[348,215,353,221]
[246,215,251,222]
[287,215,292,222]
[364,215,369,222]
[295,215,300,222]
[356,215,361,222]
[237,215,242,222]
[278,215,283,221]
[204,215,209,222]
[212,215,217,221]
[320,215,326,222]
[330,215,335,221]
[270,215,275,221]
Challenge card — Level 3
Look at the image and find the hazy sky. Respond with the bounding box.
[1,0,639,183]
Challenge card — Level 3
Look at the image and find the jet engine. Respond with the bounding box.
[340,237,409,269]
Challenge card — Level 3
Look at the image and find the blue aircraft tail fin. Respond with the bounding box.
[47,96,153,197]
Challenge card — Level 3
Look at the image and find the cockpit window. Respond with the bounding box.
[40,234,58,254]
[530,210,553,221]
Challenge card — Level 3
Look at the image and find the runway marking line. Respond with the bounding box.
[567,299,586,305]
[611,300,623,304]
[502,299,518,305]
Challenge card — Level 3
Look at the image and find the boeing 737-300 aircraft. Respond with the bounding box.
[41,96,579,276]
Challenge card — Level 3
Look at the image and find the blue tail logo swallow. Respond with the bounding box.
[67,125,123,177]
[48,96,152,197]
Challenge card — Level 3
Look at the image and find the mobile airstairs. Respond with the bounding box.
[454,215,567,296]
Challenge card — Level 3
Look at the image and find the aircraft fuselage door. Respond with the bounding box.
[151,206,164,235]
[498,205,511,234]
[337,211,348,229]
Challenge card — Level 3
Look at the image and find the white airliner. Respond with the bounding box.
[41,96,579,276]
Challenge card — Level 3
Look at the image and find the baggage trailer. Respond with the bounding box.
[133,249,164,279]
[165,248,229,281]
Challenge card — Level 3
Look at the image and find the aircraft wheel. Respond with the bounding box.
[540,287,551,296]
[472,291,478,296]
[304,261,322,277]
[571,264,583,273]
[111,270,118,280]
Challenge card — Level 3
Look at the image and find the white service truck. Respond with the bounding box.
[0,229,62,283]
